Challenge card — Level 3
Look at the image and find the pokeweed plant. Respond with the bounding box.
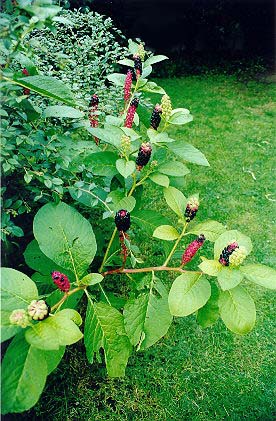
[1,11,276,419]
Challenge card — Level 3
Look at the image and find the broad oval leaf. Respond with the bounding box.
[132,210,171,236]
[124,277,172,350]
[168,140,210,167]
[214,230,253,260]
[240,264,276,290]
[33,202,97,278]
[144,55,169,67]
[217,267,243,291]
[197,283,220,329]
[106,73,126,87]
[84,299,132,377]
[153,225,179,241]
[189,220,226,242]
[168,108,193,125]
[199,258,222,276]
[1,333,48,414]
[168,273,211,317]
[219,286,256,334]
[163,186,187,218]
[149,172,170,187]
[116,159,135,179]
[42,105,83,119]
[80,273,103,286]
[85,151,118,177]
[158,161,190,177]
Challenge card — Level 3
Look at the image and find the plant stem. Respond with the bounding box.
[128,172,136,196]
[163,223,188,266]
[99,227,117,272]
[102,266,202,277]
[50,286,85,312]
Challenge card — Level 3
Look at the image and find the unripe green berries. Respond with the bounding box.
[161,94,172,120]
[120,135,131,157]
[9,309,30,328]
[137,44,145,61]
[229,246,247,267]
[28,300,50,321]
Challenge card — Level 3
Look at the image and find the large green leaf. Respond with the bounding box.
[116,159,136,179]
[153,225,179,241]
[199,258,222,276]
[14,75,76,106]
[33,202,97,279]
[43,347,66,375]
[106,73,126,87]
[214,230,252,260]
[25,309,83,350]
[84,300,132,377]
[197,283,220,328]
[219,286,256,334]
[240,264,276,290]
[86,127,122,148]
[168,108,193,125]
[158,161,190,177]
[131,210,170,236]
[149,172,170,187]
[217,267,243,290]
[188,220,226,242]
[124,277,172,350]
[108,191,136,212]
[42,105,83,119]
[167,140,210,166]
[84,151,118,177]
[143,55,169,67]
[1,268,38,343]
[1,333,48,414]
[168,273,211,317]
[163,186,187,218]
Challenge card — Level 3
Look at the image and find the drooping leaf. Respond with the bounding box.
[153,225,180,241]
[132,210,170,236]
[42,105,83,119]
[1,333,48,414]
[25,309,83,351]
[214,230,253,260]
[240,264,276,290]
[168,273,211,317]
[163,186,187,218]
[124,277,172,350]
[197,283,220,328]
[217,267,243,291]
[14,75,76,106]
[189,220,226,242]
[219,286,256,334]
[33,202,97,278]
[84,300,132,377]
[167,140,210,166]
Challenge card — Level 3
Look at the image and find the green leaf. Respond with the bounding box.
[144,55,169,67]
[124,277,172,350]
[217,267,243,290]
[240,264,276,290]
[167,140,210,166]
[132,210,170,236]
[214,230,253,260]
[163,186,187,218]
[85,151,118,177]
[25,309,83,351]
[141,81,166,94]
[106,73,127,87]
[168,273,211,317]
[84,300,132,377]
[197,283,220,328]
[168,108,193,125]
[153,225,179,241]
[199,258,222,276]
[116,159,135,179]
[147,129,176,144]
[15,76,76,106]
[189,220,226,242]
[108,191,136,212]
[1,333,48,414]
[42,105,83,119]
[117,58,134,67]
[43,347,65,375]
[24,240,74,281]
[158,161,190,177]
[149,172,170,187]
[86,127,122,148]
[219,286,256,334]
[33,202,97,278]
[80,273,103,286]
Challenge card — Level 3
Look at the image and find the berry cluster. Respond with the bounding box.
[51,271,71,292]
[133,54,142,77]
[136,142,152,170]
[89,93,99,144]
[150,104,162,130]
[137,44,145,61]
[181,234,205,265]
[161,94,172,120]
[125,98,139,128]
[120,134,131,157]
[219,241,239,266]
[115,209,131,232]
[22,68,30,95]
[229,246,247,267]
[9,309,30,328]
[28,300,50,321]
[185,197,199,222]
[124,70,132,102]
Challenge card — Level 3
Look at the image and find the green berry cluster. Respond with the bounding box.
[229,246,247,267]
[161,94,172,120]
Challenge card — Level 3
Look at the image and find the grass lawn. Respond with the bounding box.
[8,75,276,421]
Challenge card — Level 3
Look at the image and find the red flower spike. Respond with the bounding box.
[51,271,70,292]
[124,70,132,102]
[181,234,205,265]
[125,98,139,128]
[133,54,142,78]
[89,94,99,144]
[150,104,162,130]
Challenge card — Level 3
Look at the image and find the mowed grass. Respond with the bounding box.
[9,76,276,421]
